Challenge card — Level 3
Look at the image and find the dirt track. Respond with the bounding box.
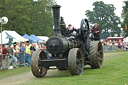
[0,71,33,85]
[0,69,62,85]
[0,52,127,85]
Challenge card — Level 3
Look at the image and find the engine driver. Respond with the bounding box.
[67,24,77,35]
[91,22,100,40]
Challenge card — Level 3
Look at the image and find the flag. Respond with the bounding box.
[125,24,127,30]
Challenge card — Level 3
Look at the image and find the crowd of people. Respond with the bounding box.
[103,40,128,51]
[0,40,46,71]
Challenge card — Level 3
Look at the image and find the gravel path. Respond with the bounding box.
[0,68,59,85]
[0,71,34,85]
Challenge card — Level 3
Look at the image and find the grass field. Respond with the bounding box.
[0,51,128,85]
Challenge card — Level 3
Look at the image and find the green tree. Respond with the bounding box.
[85,1,121,39]
[31,0,56,36]
[0,0,56,36]
[0,0,32,35]
[122,1,128,37]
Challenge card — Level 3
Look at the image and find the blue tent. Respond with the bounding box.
[29,34,42,43]
[23,34,34,44]
[23,34,30,39]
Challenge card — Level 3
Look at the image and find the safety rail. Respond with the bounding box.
[103,45,119,52]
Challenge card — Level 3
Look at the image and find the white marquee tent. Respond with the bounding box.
[0,30,28,44]
[37,36,49,41]
[123,37,128,42]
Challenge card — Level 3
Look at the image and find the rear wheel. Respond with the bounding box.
[31,49,47,78]
[68,48,84,75]
[89,41,104,69]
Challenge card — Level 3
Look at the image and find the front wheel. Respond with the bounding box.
[31,49,47,78]
[68,48,84,75]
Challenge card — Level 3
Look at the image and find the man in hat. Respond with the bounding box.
[60,17,67,36]
[67,24,77,35]
[60,17,77,36]
[68,24,72,31]
[91,22,100,40]
[68,24,78,35]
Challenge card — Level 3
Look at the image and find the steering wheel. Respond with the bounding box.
[80,19,89,42]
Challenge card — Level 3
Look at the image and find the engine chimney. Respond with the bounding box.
[52,5,61,35]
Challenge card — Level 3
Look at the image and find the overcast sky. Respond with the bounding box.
[56,0,124,28]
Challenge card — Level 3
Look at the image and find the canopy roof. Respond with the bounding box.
[23,34,43,43]
[0,30,28,44]
[123,37,128,42]
[29,34,43,42]
[37,36,49,41]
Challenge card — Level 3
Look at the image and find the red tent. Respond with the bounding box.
[105,37,124,42]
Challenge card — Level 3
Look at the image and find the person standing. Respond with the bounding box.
[31,43,36,51]
[33,40,39,50]
[41,40,46,50]
[91,22,101,40]
[37,43,41,49]
[16,43,20,58]
[19,43,25,67]
[40,40,51,59]
[25,41,32,67]
[118,40,121,50]
[4,45,10,68]
[8,45,18,69]
[0,45,8,71]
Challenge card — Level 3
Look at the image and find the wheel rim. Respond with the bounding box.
[76,50,83,74]
[39,51,47,76]
[68,48,84,75]
[97,42,103,66]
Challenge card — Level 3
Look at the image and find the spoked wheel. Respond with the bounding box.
[68,48,84,75]
[89,41,104,69]
[31,49,47,78]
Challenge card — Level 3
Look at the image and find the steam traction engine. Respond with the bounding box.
[31,5,104,77]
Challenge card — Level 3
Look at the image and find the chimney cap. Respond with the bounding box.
[52,5,61,8]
